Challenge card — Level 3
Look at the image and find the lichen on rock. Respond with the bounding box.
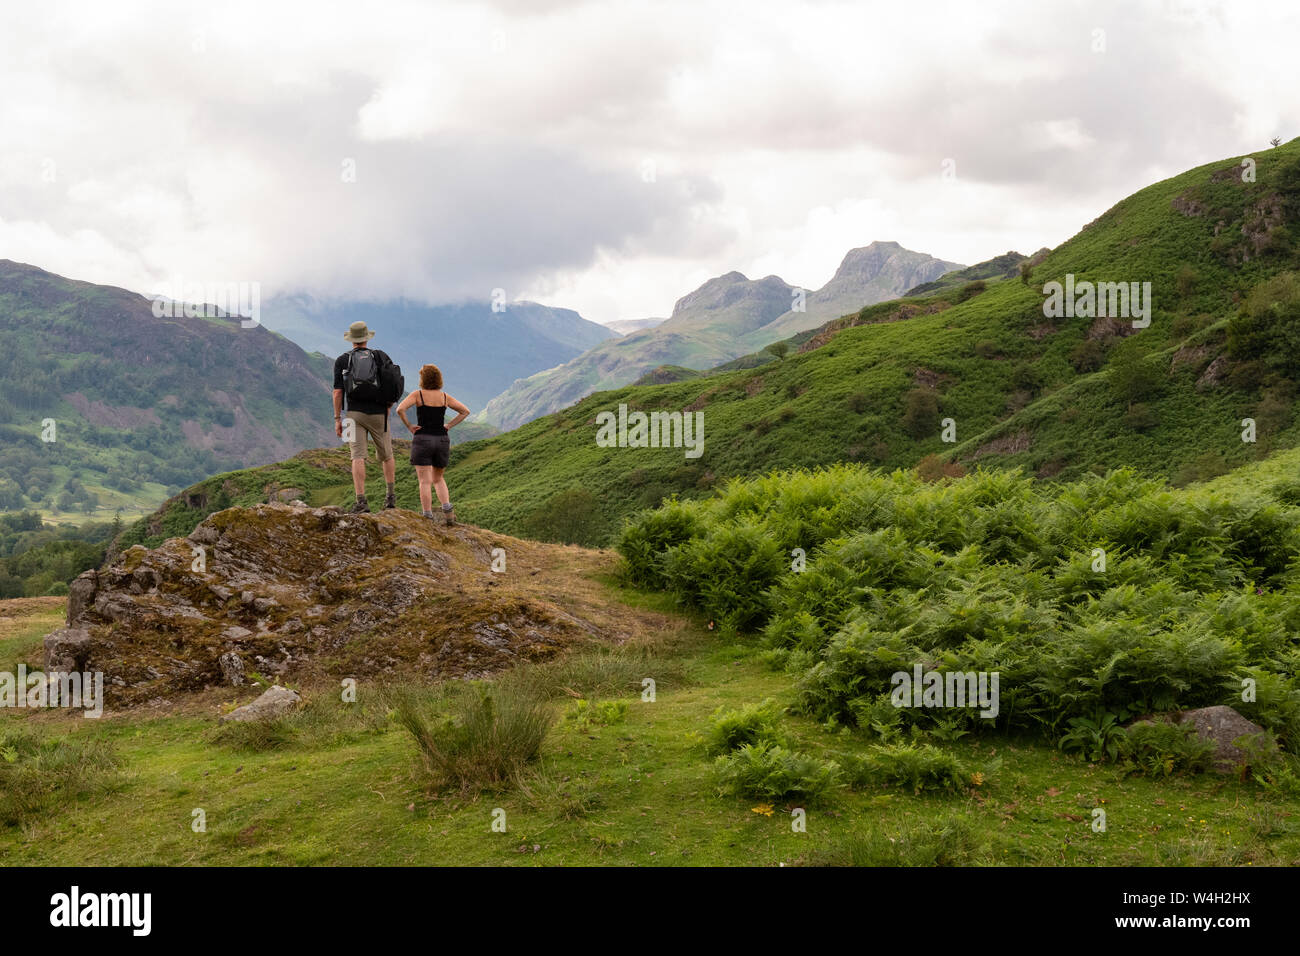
[48,503,612,705]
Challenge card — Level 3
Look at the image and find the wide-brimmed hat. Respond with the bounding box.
[343,321,376,342]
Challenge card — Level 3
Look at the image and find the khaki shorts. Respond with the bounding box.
[344,410,393,462]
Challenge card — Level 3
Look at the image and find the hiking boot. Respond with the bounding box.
[422,510,435,519]
[442,506,455,527]
[349,497,370,514]
[383,493,397,510]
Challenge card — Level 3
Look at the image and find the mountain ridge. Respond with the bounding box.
[479,241,963,430]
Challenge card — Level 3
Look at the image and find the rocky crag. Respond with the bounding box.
[43,504,645,705]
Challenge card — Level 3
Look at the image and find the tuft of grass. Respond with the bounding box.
[499,645,685,702]
[809,813,996,866]
[210,717,298,752]
[209,694,392,752]
[386,682,555,793]
[0,726,124,828]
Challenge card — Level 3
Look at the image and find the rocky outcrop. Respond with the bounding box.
[43,627,94,672]
[47,503,615,705]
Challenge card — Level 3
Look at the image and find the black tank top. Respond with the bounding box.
[415,390,448,435]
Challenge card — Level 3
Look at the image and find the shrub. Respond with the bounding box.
[661,518,785,629]
[901,388,940,439]
[1109,350,1165,405]
[916,454,966,482]
[618,464,1300,749]
[956,279,987,302]
[1010,362,1042,393]
[1122,402,1159,431]
[1119,720,1217,777]
[713,741,841,802]
[1254,389,1292,436]
[973,340,1000,360]
[616,499,703,588]
[706,699,786,755]
[845,742,982,794]
[1069,338,1106,372]
[1058,711,1125,762]
[564,698,628,729]
[1226,272,1300,372]
[846,391,870,413]
[1171,450,1230,486]
[387,683,554,792]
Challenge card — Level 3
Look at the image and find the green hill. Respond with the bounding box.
[127,139,1300,548]
[0,261,341,522]
[478,243,961,431]
[903,250,1038,297]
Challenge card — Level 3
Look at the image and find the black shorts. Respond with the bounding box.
[410,432,450,468]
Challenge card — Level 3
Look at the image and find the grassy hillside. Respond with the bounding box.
[903,250,1035,297]
[124,139,1300,550]
[452,138,1300,540]
[0,261,338,521]
[479,244,960,432]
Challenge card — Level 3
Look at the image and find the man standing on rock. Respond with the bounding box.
[333,321,401,513]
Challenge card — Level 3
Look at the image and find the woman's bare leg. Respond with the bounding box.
[432,468,450,508]
[414,465,434,513]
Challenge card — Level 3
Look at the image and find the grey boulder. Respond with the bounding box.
[220,685,301,723]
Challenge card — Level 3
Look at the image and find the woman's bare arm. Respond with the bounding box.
[444,394,471,430]
[395,391,420,432]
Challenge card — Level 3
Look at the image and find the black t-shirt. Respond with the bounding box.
[334,347,392,416]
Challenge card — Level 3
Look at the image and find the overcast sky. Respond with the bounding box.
[0,0,1295,325]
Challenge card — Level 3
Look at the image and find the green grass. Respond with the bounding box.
[1,602,1297,866]
[0,602,64,673]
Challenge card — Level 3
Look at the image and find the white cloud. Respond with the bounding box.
[0,0,1295,326]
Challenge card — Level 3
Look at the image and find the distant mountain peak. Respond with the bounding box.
[669,271,792,321]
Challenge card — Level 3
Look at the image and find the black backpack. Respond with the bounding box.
[345,349,403,404]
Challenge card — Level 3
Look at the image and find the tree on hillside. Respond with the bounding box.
[1108,349,1164,406]
[0,479,22,511]
[764,341,790,361]
[901,388,941,439]
[1226,272,1300,372]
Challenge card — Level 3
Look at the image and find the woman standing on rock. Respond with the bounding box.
[395,364,470,525]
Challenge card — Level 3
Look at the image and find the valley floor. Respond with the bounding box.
[1,581,1296,867]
